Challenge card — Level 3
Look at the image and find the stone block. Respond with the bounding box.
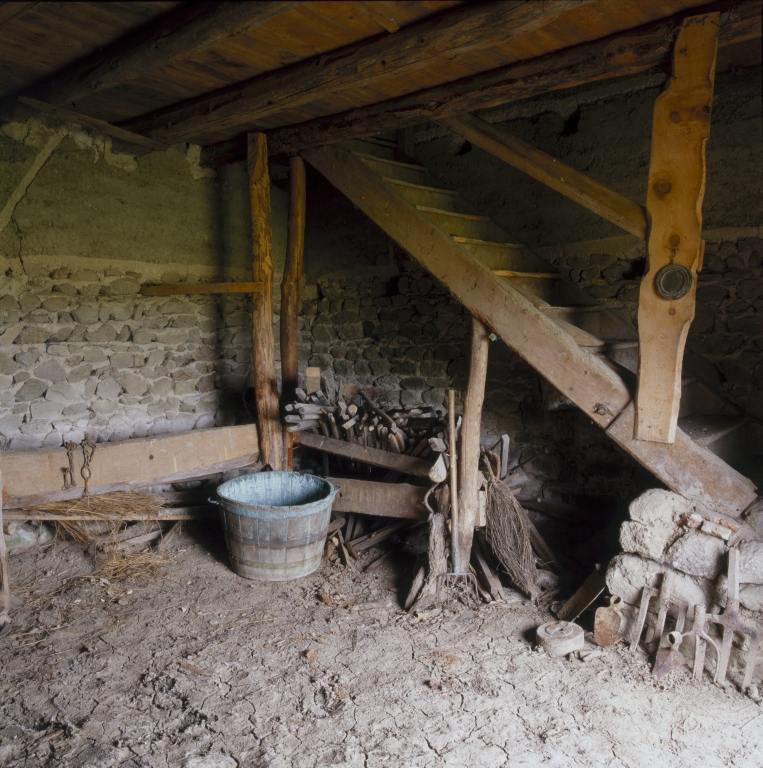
[86,324,118,343]
[46,382,79,403]
[740,584,763,612]
[34,359,67,382]
[62,402,88,416]
[629,489,692,527]
[0,353,18,374]
[118,372,148,396]
[606,553,716,608]
[665,532,726,580]
[30,401,63,420]
[0,414,24,437]
[400,376,427,391]
[110,352,134,369]
[739,540,763,584]
[18,293,42,313]
[313,324,337,343]
[104,278,141,295]
[72,305,99,324]
[42,296,70,312]
[620,521,677,561]
[67,363,96,382]
[15,378,48,401]
[18,326,51,344]
[96,377,122,400]
[10,434,45,450]
[174,380,197,396]
[92,400,118,415]
[155,328,189,345]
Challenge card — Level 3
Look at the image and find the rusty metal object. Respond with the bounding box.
[705,548,761,690]
[594,595,625,647]
[653,631,685,679]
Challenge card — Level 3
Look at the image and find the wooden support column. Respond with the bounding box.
[456,317,490,565]
[280,155,306,406]
[635,13,719,444]
[248,133,283,469]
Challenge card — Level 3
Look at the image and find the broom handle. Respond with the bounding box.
[448,389,460,573]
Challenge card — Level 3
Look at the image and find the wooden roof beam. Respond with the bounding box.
[118,0,590,147]
[1,1,302,123]
[198,0,759,165]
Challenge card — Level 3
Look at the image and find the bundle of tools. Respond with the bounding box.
[284,387,449,460]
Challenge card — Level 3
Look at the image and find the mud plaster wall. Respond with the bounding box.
[0,118,290,451]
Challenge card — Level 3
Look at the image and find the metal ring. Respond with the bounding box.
[654,264,692,300]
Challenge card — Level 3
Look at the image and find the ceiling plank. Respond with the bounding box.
[231,0,758,161]
[117,0,591,146]
[0,2,40,26]
[1,1,302,122]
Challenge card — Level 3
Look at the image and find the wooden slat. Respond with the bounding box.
[140,281,259,296]
[0,2,39,26]
[248,133,283,470]
[635,13,719,443]
[1,2,301,121]
[607,403,757,515]
[295,431,445,481]
[230,0,761,161]
[121,0,588,145]
[328,477,427,519]
[437,112,647,239]
[1,426,259,509]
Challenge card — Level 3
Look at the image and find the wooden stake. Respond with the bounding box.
[280,155,306,406]
[248,132,283,469]
[635,13,719,444]
[456,317,490,569]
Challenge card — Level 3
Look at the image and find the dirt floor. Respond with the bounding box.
[2,521,762,768]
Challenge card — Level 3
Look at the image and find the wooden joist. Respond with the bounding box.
[295,432,446,482]
[635,14,719,444]
[121,0,586,145]
[1,2,301,123]
[437,113,647,239]
[139,282,259,296]
[1,425,259,509]
[196,0,762,164]
[328,477,427,520]
[17,97,171,153]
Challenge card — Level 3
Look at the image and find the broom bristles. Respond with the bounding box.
[482,451,537,596]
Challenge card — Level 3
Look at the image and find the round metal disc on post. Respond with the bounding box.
[654,263,692,300]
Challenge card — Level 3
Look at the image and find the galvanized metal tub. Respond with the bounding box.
[215,472,337,582]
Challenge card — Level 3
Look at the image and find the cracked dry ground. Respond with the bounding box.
[1,523,762,768]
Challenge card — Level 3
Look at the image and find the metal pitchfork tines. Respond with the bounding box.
[436,389,479,607]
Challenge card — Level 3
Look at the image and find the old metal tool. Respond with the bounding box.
[594,595,625,647]
[653,631,685,679]
[436,389,478,606]
[705,547,761,690]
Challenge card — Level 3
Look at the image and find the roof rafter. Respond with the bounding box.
[117,0,591,147]
[198,0,756,164]
[0,1,302,123]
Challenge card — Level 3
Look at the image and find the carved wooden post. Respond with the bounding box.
[456,316,490,565]
[248,132,283,469]
[280,155,306,406]
[635,13,719,444]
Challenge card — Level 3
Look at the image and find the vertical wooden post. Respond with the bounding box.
[280,155,306,406]
[248,132,283,470]
[635,13,719,444]
[456,316,490,565]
